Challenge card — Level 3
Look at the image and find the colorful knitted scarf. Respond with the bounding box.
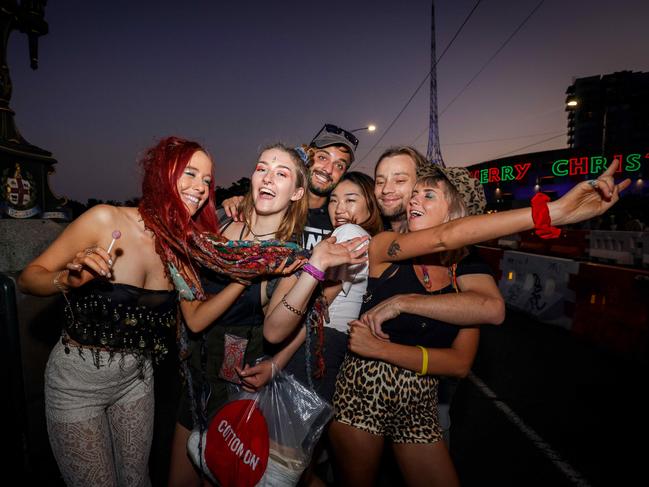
[141,209,328,379]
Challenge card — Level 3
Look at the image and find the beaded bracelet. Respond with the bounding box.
[416,345,428,376]
[303,263,325,281]
[281,295,305,316]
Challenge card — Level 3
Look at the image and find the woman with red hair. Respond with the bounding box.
[17,137,265,486]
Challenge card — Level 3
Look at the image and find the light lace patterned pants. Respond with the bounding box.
[44,341,154,487]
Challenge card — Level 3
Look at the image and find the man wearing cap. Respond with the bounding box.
[221,123,358,250]
[367,146,505,443]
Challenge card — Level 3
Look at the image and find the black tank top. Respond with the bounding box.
[188,269,266,381]
[64,280,177,362]
[360,249,492,347]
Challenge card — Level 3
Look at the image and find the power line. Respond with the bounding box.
[355,0,483,169]
[411,127,563,147]
[443,130,564,146]
[488,132,566,160]
[439,0,546,117]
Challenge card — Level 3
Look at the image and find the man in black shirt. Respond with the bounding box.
[221,123,358,249]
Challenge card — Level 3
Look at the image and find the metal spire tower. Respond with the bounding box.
[426,1,445,167]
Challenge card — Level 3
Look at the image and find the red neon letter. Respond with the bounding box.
[488,167,500,183]
[513,163,531,180]
[612,154,623,173]
[569,157,589,176]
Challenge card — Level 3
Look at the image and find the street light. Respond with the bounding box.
[350,124,377,133]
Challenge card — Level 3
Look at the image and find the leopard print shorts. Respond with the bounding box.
[333,353,443,444]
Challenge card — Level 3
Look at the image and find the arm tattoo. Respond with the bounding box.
[387,240,401,257]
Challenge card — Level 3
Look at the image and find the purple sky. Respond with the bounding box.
[7,0,649,202]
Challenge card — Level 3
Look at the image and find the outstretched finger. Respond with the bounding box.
[601,158,620,178]
[614,178,632,197]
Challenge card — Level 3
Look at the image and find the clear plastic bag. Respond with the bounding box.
[188,364,333,487]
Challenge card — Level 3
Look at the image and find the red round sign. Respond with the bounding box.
[204,399,269,487]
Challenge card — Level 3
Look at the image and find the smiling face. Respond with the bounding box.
[308,145,351,196]
[175,150,212,216]
[328,179,371,228]
[374,154,418,219]
[251,148,305,216]
[407,180,451,232]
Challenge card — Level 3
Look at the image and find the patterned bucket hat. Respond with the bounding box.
[428,165,487,216]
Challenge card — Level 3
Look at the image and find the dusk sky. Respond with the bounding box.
[7,0,649,202]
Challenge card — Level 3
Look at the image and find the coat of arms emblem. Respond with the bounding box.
[2,163,39,217]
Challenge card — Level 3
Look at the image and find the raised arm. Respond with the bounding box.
[18,205,116,296]
[180,283,248,333]
[263,235,368,343]
[369,160,630,267]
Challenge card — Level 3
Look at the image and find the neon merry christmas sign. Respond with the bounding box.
[470,153,645,185]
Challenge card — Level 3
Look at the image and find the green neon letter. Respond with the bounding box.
[552,159,569,176]
[590,156,606,175]
[501,165,515,181]
[625,153,641,172]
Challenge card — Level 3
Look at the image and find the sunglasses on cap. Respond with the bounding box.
[312,124,359,149]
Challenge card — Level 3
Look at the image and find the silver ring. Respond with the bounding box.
[84,247,96,256]
[587,179,598,188]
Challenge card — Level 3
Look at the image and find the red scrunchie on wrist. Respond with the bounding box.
[531,193,561,239]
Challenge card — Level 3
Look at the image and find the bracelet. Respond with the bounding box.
[53,270,69,294]
[281,295,305,316]
[416,345,428,376]
[530,193,561,239]
[303,263,325,282]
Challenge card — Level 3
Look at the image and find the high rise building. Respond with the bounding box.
[565,70,649,151]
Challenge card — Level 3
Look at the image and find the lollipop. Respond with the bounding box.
[107,230,121,254]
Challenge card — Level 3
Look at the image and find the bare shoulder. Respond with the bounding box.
[58,204,119,238]
[79,204,122,227]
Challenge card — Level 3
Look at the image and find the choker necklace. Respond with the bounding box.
[246,225,276,241]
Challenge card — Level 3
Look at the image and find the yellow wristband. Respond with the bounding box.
[416,345,428,376]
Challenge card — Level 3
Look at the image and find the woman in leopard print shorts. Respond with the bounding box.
[330,161,630,487]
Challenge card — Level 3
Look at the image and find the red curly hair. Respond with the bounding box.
[138,136,220,281]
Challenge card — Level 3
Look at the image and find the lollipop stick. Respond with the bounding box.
[107,230,121,254]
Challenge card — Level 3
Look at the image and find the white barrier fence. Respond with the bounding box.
[498,251,580,330]
[587,230,647,267]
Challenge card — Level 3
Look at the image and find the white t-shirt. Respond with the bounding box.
[325,224,370,334]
